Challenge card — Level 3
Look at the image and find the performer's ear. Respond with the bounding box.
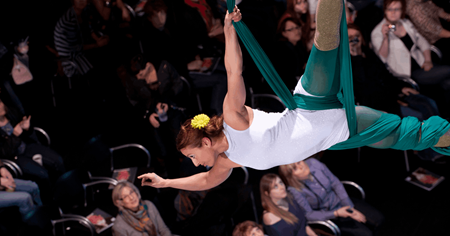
[202,137,212,147]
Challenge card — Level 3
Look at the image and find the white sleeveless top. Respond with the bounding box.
[223,80,349,170]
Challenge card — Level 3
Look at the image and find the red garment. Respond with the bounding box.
[184,0,214,32]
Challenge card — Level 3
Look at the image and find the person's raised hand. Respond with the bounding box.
[20,116,31,131]
[224,5,242,32]
[138,172,166,188]
[13,123,23,136]
[122,8,131,22]
[149,113,160,128]
[381,23,390,39]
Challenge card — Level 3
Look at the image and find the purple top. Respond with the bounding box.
[288,158,353,221]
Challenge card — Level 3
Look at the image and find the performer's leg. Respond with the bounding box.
[355,106,450,149]
[300,0,343,96]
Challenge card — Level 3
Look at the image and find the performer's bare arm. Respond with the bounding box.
[138,154,241,191]
[222,6,253,131]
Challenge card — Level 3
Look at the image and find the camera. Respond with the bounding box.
[389,24,396,32]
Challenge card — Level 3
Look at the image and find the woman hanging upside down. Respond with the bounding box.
[138,0,450,191]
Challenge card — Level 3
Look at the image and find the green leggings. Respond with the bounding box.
[300,19,450,154]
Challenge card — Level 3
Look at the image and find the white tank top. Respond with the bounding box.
[223,79,349,170]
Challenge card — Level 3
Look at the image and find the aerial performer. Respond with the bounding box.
[138,0,450,190]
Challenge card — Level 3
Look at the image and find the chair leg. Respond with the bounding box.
[404,150,410,172]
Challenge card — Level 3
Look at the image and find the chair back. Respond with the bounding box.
[249,87,286,112]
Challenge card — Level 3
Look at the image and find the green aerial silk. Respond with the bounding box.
[226,1,450,155]
[226,0,357,137]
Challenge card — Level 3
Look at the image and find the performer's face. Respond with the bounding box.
[385,1,402,23]
[269,177,287,200]
[247,226,264,236]
[181,138,216,168]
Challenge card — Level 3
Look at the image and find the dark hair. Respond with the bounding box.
[276,17,303,42]
[176,115,224,151]
[127,54,148,75]
[383,0,406,19]
[143,0,168,18]
[347,23,366,46]
[232,220,263,236]
[284,0,311,44]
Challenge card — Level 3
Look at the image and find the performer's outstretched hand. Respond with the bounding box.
[138,173,166,188]
[224,5,242,32]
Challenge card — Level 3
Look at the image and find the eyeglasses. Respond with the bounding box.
[120,189,136,202]
[386,8,402,12]
[285,26,300,32]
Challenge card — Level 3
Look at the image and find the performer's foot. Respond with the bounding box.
[435,130,450,147]
[314,0,343,51]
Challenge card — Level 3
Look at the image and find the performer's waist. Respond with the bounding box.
[293,94,343,110]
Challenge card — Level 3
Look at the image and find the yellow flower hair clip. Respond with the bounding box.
[191,114,210,129]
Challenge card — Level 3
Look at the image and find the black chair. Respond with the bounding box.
[0,206,21,236]
[34,126,51,147]
[25,205,96,236]
[53,169,118,235]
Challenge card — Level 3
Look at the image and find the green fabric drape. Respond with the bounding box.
[226,0,357,136]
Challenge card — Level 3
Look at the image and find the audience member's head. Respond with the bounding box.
[260,173,298,225]
[71,0,89,12]
[144,0,168,30]
[0,99,6,118]
[347,23,366,49]
[232,220,264,236]
[287,0,309,15]
[128,55,160,90]
[383,0,406,23]
[278,161,310,191]
[276,17,302,45]
[112,181,142,211]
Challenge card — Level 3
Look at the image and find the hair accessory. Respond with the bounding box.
[191,114,210,129]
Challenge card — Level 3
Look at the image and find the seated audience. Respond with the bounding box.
[0,159,42,221]
[140,0,227,115]
[272,17,309,90]
[233,220,265,236]
[118,55,187,178]
[279,158,384,236]
[0,99,65,202]
[112,181,171,236]
[406,0,450,64]
[54,0,110,78]
[280,0,314,51]
[260,173,317,236]
[371,0,450,118]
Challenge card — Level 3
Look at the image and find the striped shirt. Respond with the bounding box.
[54,7,92,77]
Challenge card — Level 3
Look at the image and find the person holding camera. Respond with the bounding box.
[371,0,450,118]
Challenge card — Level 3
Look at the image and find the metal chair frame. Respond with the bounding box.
[109,143,151,172]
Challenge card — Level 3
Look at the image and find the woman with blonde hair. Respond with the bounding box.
[260,173,316,236]
[279,158,384,236]
[111,181,171,236]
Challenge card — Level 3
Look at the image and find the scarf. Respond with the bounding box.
[184,0,214,32]
[120,200,157,236]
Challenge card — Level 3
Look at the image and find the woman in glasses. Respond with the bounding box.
[112,181,171,236]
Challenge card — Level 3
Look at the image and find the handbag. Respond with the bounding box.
[11,54,33,85]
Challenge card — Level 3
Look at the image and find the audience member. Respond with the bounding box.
[260,173,317,236]
[371,0,450,118]
[91,0,131,22]
[279,158,384,236]
[406,0,450,64]
[272,17,309,90]
[53,0,110,78]
[281,0,314,51]
[0,99,65,202]
[118,54,188,178]
[348,24,439,118]
[233,220,266,236]
[112,181,172,236]
[0,159,42,222]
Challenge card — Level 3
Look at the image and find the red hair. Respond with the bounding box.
[283,0,312,45]
[176,115,224,150]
